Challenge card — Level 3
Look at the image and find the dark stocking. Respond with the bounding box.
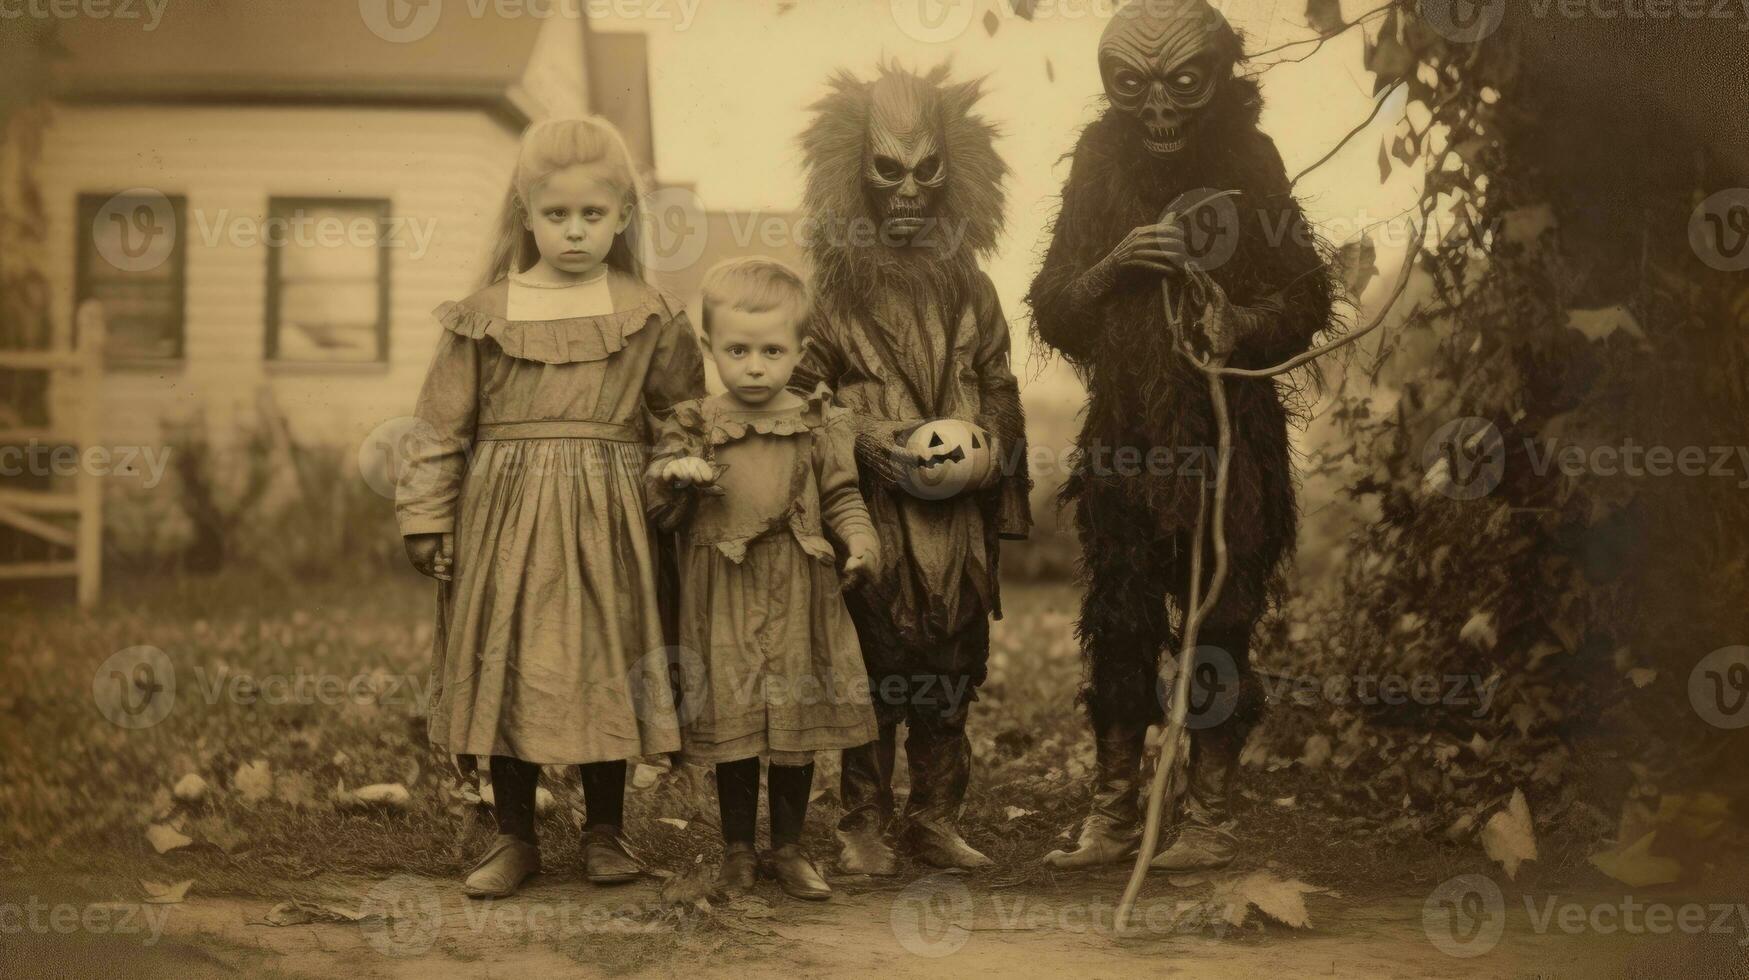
[576,760,627,832]
[767,762,815,848]
[489,755,542,845]
[716,757,760,844]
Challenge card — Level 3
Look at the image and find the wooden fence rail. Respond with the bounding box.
[0,300,105,606]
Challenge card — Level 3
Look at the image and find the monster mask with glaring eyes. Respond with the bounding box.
[864,71,950,245]
[1099,0,1239,158]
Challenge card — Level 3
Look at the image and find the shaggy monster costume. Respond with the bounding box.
[791,63,1031,872]
[1028,1,1335,870]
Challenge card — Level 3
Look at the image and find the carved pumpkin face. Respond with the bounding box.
[902,418,994,500]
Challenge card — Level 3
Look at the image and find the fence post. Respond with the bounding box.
[75,299,104,607]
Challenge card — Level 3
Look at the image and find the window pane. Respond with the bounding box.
[78,193,184,360]
[269,199,386,363]
[276,281,380,362]
[87,279,180,360]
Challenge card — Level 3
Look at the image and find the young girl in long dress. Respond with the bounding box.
[647,258,879,900]
[398,117,705,897]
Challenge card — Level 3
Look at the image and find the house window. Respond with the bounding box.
[266,197,390,363]
[76,191,187,360]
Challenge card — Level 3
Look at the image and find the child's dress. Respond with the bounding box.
[397,269,704,764]
[647,384,879,764]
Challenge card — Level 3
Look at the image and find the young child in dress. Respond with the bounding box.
[646,258,880,901]
[397,117,705,898]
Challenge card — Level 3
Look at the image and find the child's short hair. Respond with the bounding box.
[699,256,811,339]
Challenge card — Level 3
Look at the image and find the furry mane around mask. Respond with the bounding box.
[798,61,1008,304]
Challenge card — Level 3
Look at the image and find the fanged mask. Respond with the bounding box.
[1099,0,1236,158]
[865,74,949,245]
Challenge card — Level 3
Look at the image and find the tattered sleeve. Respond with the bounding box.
[814,406,878,560]
[643,309,708,420]
[793,310,921,490]
[971,276,1033,540]
[396,329,479,536]
[1025,128,1113,365]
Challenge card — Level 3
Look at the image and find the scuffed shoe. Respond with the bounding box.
[1043,809,1141,868]
[714,841,757,897]
[582,827,643,884]
[766,844,832,901]
[1149,822,1236,873]
[906,816,993,870]
[1044,726,1145,868]
[463,834,541,898]
[835,820,899,876]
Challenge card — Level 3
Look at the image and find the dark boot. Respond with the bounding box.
[1044,725,1145,868]
[835,725,898,875]
[1150,734,1238,873]
[902,720,991,869]
[715,841,757,897]
[582,827,644,884]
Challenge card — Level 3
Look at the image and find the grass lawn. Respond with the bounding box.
[0,567,1472,903]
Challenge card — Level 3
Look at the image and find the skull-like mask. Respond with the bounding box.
[1099,0,1235,158]
[864,73,948,245]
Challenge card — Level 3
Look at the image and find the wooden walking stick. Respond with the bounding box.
[1114,209,1424,934]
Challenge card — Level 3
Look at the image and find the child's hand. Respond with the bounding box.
[840,536,880,591]
[405,532,454,582]
[661,457,717,489]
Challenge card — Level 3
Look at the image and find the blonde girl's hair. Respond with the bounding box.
[698,256,812,339]
[482,116,645,288]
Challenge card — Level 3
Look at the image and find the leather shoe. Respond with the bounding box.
[765,844,831,900]
[715,841,757,897]
[582,827,643,884]
[463,834,541,898]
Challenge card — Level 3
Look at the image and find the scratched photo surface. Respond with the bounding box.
[1,2,1746,978]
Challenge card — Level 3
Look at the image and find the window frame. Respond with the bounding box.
[263,195,392,365]
[74,190,189,362]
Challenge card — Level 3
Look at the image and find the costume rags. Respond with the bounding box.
[645,385,880,765]
[792,63,1032,869]
[1026,1,1337,871]
[397,269,705,765]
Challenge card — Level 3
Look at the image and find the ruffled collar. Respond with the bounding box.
[674,383,833,447]
[434,271,682,365]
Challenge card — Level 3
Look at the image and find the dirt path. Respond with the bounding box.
[1,869,1646,978]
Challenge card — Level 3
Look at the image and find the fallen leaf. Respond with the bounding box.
[258,900,365,927]
[1625,668,1657,689]
[275,771,318,809]
[234,760,273,805]
[1298,734,1332,769]
[140,879,194,905]
[656,817,689,830]
[1004,806,1036,821]
[1482,789,1537,880]
[1459,611,1498,650]
[171,774,209,804]
[1589,831,1681,887]
[1212,872,1320,929]
[146,824,192,854]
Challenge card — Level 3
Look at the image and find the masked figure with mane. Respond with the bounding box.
[792,62,1031,872]
[1028,1,1335,870]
